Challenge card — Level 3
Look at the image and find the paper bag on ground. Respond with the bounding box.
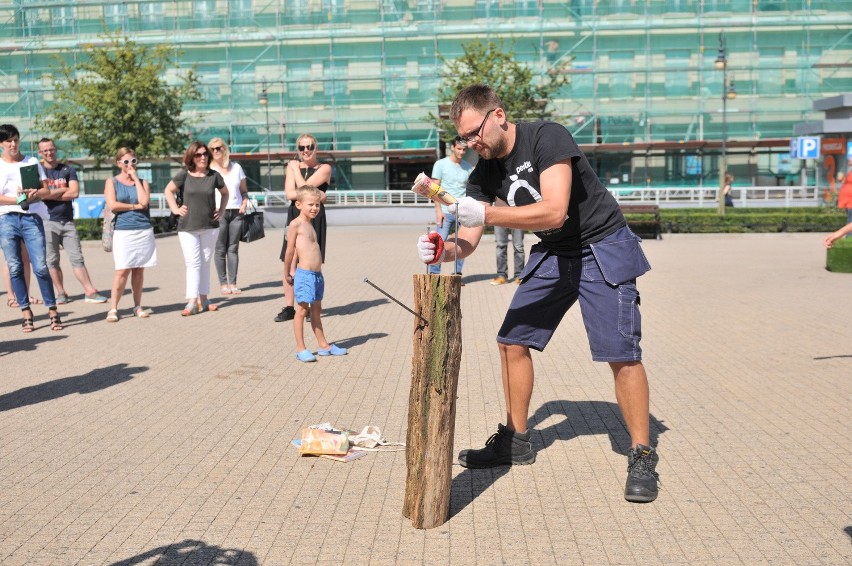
[298,428,349,455]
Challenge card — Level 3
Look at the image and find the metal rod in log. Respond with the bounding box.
[403,273,462,529]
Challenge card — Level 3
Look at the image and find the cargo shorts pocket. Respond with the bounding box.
[589,228,651,286]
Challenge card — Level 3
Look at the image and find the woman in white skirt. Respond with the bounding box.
[103,147,156,322]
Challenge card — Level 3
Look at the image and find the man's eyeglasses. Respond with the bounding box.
[194,151,209,158]
[41,148,57,153]
[459,108,497,144]
[298,144,315,152]
[121,158,138,165]
[210,146,224,152]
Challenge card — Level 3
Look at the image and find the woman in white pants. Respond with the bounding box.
[164,141,227,316]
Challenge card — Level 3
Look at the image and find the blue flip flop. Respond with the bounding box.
[296,349,317,362]
[317,344,347,356]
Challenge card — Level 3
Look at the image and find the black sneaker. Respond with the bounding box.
[458,424,536,468]
[274,306,295,322]
[624,444,659,502]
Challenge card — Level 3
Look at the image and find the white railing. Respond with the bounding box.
[608,185,822,207]
[145,185,823,214]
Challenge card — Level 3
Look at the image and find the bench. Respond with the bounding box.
[620,204,662,240]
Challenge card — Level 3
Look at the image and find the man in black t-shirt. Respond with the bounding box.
[416,85,659,502]
[38,138,107,304]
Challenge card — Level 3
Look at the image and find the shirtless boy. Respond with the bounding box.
[283,185,347,362]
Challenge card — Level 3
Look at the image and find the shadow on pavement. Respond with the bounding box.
[324,298,388,317]
[450,400,669,518]
[109,539,257,565]
[0,363,147,412]
[529,399,669,455]
[332,332,389,349]
[0,334,64,356]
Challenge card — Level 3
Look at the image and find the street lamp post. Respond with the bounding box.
[258,80,271,190]
[715,32,737,215]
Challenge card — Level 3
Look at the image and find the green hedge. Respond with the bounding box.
[73,207,847,240]
[826,236,852,273]
[629,207,847,234]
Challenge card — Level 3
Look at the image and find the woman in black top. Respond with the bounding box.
[164,141,228,316]
[274,134,331,322]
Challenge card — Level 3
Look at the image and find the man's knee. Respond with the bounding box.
[610,360,646,381]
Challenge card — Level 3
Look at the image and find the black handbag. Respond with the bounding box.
[167,184,184,231]
[241,199,265,243]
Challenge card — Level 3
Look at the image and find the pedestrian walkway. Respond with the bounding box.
[0,228,849,565]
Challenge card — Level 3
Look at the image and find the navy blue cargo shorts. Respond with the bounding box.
[497,225,651,362]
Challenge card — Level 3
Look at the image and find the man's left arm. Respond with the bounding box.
[458,160,572,230]
[51,178,78,201]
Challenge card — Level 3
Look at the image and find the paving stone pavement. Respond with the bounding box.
[0,227,849,565]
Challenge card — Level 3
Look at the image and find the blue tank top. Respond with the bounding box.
[113,177,152,231]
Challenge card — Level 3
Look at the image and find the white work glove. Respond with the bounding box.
[449,196,486,227]
[417,232,444,265]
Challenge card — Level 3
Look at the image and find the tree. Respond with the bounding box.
[429,39,570,141]
[37,31,201,164]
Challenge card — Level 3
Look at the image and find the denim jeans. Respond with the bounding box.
[494,226,525,279]
[0,212,56,308]
[428,211,464,275]
[214,209,244,285]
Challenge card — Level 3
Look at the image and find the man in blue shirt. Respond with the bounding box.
[429,136,473,278]
[38,138,107,304]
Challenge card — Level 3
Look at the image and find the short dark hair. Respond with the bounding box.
[183,141,210,171]
[452,135,465,147]
[449,85,504,124]
[0,124,20,142]
[39,137,54,145]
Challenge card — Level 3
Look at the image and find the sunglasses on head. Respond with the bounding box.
[121,158,138,165]
[210,146,224,152]
[298,144,315,152]
[194,151,209,158]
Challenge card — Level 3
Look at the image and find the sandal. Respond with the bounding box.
[133,306,152,318]
[29,296,42,305]
[200,299,218,312]
[49,310,63,331]
[106,309,119,322]
[230,287,242,295]
[221,286,232,295]
[181,301,200,317]
[22,309,34,333]
[7,297,18,308]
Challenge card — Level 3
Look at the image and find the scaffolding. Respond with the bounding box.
[1,0,850,189]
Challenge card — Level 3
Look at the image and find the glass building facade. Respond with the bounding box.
[1,0,850,191]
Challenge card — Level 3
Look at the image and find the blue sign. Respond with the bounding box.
[73,196,106,219]
[847,141,852,161]
[790,137,820,159]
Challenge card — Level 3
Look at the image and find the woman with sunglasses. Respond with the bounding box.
[103,147,156,322]
[208,138,248,295]
[274,134,331,322]
[165,141,227,316]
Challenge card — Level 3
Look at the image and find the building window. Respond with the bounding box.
[103,4,127,27]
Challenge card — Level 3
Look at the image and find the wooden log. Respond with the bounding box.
[402,274,462,529]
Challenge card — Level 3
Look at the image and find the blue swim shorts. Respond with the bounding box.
[294,267,325,305]
[497,225,651,362]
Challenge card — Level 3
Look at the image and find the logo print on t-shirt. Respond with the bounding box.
[506,174,542,206]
